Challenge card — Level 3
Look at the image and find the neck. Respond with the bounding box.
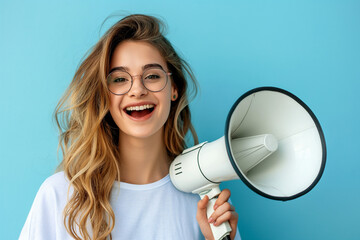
[118,129,170,184]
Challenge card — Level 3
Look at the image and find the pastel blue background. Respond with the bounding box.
[1,0,359,239]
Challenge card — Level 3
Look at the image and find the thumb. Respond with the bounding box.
[196,195,214,240]
[198,195,209,210]
[196,195,209,221]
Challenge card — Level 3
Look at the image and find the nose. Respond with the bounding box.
[128,75,148,98]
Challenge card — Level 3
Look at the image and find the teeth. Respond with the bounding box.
[126,104,154,111]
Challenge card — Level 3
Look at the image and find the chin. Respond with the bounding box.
[120,126,164,140]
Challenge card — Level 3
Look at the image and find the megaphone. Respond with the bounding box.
[169,87,326,240]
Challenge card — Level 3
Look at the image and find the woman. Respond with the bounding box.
[20,14,239,240]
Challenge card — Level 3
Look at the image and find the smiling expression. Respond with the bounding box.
[108,40,177,140]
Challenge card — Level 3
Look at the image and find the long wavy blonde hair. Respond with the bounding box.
[54,14,199,240]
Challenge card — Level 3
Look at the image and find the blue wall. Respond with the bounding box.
[1,0,359,239]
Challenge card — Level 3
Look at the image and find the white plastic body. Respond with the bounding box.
[170,87,325,231]
[169,134,276,194]
[169,137,239,194]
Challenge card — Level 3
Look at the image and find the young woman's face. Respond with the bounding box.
[108,40,177,140]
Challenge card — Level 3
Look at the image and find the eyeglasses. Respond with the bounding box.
[107,67,172,95]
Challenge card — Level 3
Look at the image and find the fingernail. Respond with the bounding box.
[213,204,218,210]
[208,217,214,223]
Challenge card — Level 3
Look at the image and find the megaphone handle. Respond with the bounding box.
[206,197,232,240]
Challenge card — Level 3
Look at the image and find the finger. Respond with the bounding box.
[208,202,234,223]
[213,211,238,227]
[214,189,231,210]
[196,195,209,221]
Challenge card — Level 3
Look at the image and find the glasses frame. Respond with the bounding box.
[107,67,172,96]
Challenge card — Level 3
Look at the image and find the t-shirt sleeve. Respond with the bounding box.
[235,227,242,240]
[229,198,242,240]
[19,179,59,240]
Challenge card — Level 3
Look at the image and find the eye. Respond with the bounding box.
[113,77,128,83]
[109,70,131,84]
[145,74,161,80]
[143,69,164,82]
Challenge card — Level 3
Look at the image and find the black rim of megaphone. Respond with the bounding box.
[224,86,327,201]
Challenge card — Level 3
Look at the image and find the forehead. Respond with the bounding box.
[110,40,167,71]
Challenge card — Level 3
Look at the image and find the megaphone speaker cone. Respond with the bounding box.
[225,87,326,201]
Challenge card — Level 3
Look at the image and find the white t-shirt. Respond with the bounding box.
[20,172,240,240]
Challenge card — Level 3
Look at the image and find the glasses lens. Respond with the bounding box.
[142,68,168,92]
[107,71,132,95]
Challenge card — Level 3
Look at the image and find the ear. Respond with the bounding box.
[171,85,178,101]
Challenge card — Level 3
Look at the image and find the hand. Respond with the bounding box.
[196,189,239,240]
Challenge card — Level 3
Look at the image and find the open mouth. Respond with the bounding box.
[124,104,155,119]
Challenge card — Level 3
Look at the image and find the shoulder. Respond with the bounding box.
[42,171,69,188]
[161,177,200,214]
[19,172,71,240]
[31,171,70,209]
[44,171,71,196]
[164,176,200,201]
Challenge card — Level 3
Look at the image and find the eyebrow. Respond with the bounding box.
[143,63,164,71]
[109,63,165,74]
